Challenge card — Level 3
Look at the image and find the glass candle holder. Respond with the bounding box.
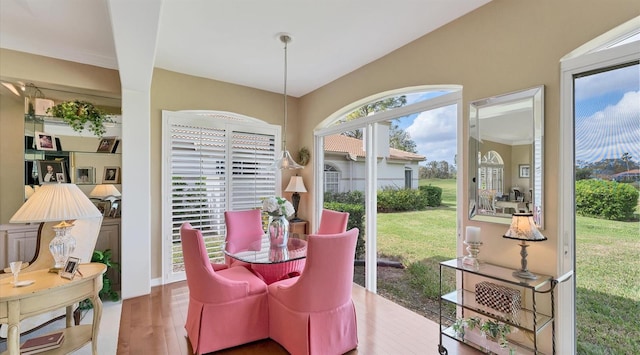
[462,241,482,270]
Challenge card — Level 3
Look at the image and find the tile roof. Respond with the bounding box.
[324,134,425,161]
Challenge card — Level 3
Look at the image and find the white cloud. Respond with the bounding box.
[406,105,457,164]
[576,90,640,162]
[575,65,639,102]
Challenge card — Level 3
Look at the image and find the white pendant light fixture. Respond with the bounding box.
[272,33,303,170]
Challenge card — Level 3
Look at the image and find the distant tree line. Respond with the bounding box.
[576,154,638,181]
[420,160,456,179]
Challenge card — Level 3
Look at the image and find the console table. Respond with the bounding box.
[0,263,106,355]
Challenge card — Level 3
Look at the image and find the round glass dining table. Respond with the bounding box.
[224,236,307,284]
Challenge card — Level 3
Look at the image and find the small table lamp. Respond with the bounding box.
[285,175,307,222]
[10,183,102,270]
[503,213,547,279]
[90,184,121,201]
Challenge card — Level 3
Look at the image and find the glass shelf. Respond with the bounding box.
[441,258,552,291]
[441,290,553,333]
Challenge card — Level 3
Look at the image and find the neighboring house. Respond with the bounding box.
[323,131,426,193]
[611,169,640,182]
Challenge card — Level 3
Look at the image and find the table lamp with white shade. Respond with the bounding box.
[89,184,121,201]
[285,175,307,222]
[503,213,547,279]
[10,183,102,270]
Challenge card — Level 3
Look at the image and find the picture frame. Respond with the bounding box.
[97,137,118,153]
[60,256,81,280]
[103,166,120,183]
[37,160,67,184]
[94,200,112,217]
[519,164,531,178]
[74,166,95,184]
[109,200,121,218]
[34,131,57,151]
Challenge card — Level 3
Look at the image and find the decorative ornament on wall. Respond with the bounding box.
[298,147,310,166]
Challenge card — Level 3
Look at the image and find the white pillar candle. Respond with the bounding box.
[466,226,481,243]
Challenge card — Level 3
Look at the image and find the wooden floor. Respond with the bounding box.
[117,281,479,355]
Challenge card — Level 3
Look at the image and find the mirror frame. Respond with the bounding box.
[468,85,544,228]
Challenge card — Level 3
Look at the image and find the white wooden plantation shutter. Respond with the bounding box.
[163,111,279,281]
[230,130,276,210]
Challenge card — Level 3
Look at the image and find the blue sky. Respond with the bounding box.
[389,63,639,167]
[574,64,639,164]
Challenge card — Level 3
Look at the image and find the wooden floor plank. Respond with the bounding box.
[118,281,479,354]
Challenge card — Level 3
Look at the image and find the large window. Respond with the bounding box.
[162,111,279,283]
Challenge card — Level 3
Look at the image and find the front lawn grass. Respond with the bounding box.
[375,178,639,355]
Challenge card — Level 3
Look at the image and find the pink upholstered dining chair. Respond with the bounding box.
[223,209,265,268]
[268,228,359,355]
[316,208,349,235]
[180,223,269,355]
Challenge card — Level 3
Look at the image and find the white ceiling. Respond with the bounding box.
[0,0,490,97]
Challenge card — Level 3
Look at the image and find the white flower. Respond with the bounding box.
[262,196,295,217]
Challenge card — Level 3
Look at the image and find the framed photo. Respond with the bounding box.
[60,256,81,279]
[103,166,120,183]
[74,166,95,184]
[35,131,57,151]
[97,137,118,153]
[519,164,531,178]
[94,200,112,216]
[37,160,67,184]
[109,200,121,218]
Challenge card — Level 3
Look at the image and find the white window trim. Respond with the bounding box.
[161,110,281,284]
[313,87,463,293]
[559,19,639,354]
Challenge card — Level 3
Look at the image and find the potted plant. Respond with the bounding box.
[79,249,120,309]
[47,100,113,137]
[480,319,511,349]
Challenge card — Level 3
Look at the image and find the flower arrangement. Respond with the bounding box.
[262,196,295,217]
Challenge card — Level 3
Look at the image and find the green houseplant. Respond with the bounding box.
[79,249,120,309]
[47,100,112,137]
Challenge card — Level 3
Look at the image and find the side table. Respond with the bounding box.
[0,263,106,355]
[289,220,308,239]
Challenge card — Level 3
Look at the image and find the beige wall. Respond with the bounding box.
[1,0,638,281]
[297,0,639,276]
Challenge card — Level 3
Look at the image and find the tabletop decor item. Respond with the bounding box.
[462,226,482,269]
[503,213,547,279]
[10,183,102,270]
[262,196,295,249]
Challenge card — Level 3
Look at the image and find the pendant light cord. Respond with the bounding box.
[281,34,290,152]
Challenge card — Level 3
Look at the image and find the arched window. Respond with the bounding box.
[478,150,504,195]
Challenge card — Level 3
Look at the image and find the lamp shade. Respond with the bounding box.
[285,175,307,193]
[10,183,101,223]
[90,184,122,199]
[503,213,547,242]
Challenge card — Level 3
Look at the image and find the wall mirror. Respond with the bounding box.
[468,85,544,228]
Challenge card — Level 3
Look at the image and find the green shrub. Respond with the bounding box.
[323,202,365,258]
[419,185,443,207]
[575,179,639,221]
[377,187,427,212]
[324,190,364,204]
